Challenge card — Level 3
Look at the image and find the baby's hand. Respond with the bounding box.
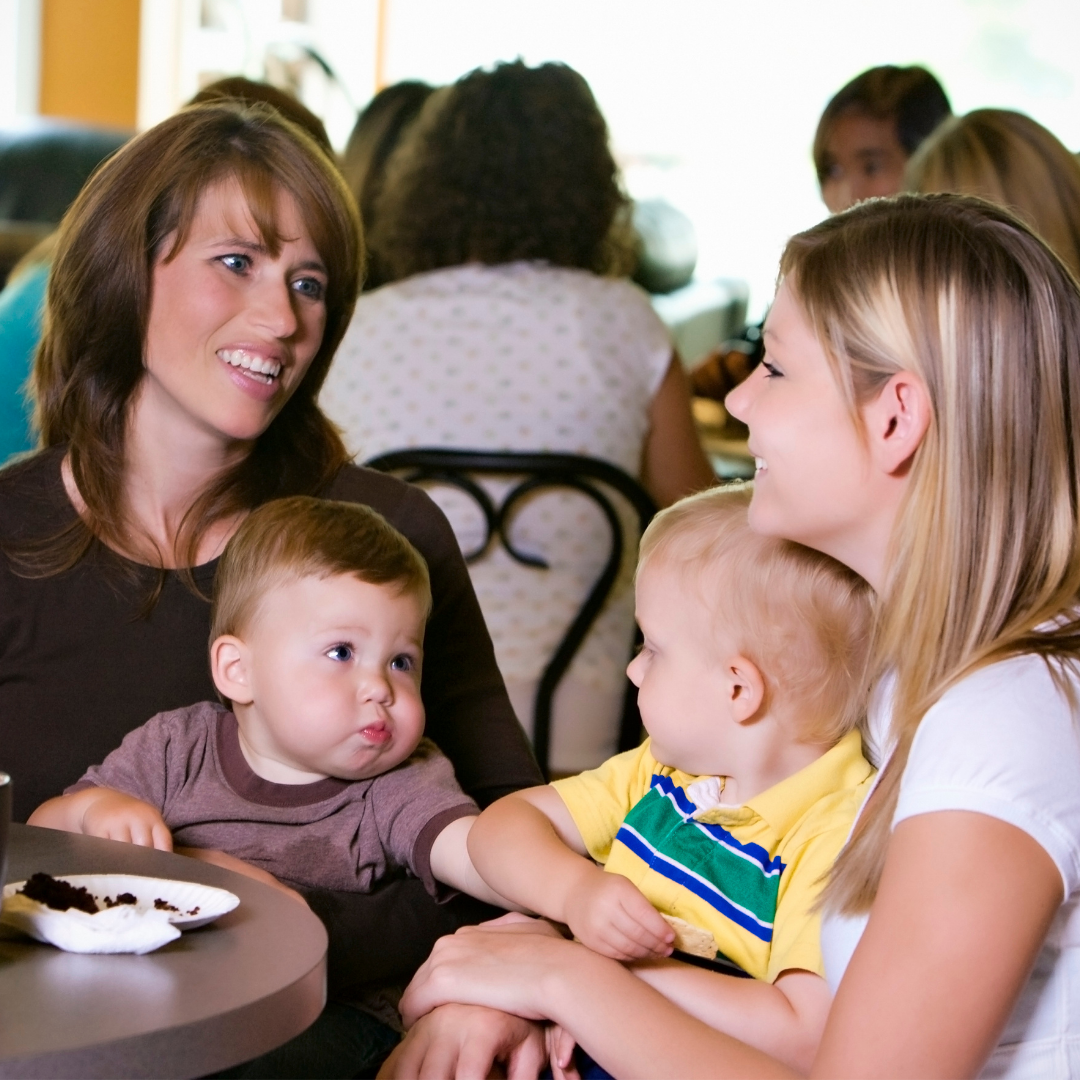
[564,872,674,961]
[80,789,173,851]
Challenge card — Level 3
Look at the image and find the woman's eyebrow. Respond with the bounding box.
[212,235,327,274]
[212,235,265,252]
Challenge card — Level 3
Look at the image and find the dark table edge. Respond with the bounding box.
[0,952,325,1079]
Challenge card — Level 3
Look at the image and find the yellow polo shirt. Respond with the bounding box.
[552,729,874,982]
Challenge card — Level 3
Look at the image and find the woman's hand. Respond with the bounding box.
[400,917,582,1028]
[378,1004,547,1080]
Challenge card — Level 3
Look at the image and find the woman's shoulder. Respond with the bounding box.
[898,653,1080,890]
[320,463,458,563]
[0,446,71,539]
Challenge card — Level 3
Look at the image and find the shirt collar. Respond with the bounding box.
[690,729,872,835]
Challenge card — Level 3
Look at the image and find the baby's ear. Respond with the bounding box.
[726,655,764,723]
[210,635,254,705]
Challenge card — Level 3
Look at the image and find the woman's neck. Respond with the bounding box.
[63,385,253,568]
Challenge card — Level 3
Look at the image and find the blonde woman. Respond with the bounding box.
[908,107,1080,280]
[384,193,1080,1078]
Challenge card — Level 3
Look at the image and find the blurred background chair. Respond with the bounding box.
[0,118,129,284]
[366,448,657,779]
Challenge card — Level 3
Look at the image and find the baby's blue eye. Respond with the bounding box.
[762,360,783,379]
[327,644,352,662]
[390,653,415,672]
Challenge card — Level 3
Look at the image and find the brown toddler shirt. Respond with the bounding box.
[68,701,478,895]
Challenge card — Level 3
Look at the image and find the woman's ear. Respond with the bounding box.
[864,370,932,476]
[210,635,253,705]
[727,655,765,723]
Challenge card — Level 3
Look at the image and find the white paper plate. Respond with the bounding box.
[0,875,240,954]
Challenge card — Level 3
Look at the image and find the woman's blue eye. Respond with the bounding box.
[220,254,251,273]
[762,360,783,378]
[292,276,326,301]
[327,644,352,662]
[390,654,415,672]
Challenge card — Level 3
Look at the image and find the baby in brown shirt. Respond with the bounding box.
[30,496,511,906]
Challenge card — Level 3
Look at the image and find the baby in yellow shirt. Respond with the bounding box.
[468,485,876,1066]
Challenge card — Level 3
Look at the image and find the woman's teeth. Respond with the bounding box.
[755,457,767,472]
[218,349,281,384]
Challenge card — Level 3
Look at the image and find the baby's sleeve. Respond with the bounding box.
[65,709,185,812]
[551,742,659,864]
[370,739,479,896]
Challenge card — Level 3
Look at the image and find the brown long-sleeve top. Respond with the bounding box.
[0,447,542,988]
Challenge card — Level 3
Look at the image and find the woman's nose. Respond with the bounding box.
[252,279,299,340]
[724,363,762,423]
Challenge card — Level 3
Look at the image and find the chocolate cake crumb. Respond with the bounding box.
[153,898,180,913]
[186,907,200,916]
[19,873,99,915]
[102,892,138,908]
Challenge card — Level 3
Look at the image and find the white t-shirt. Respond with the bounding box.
[821,656,1080,1077]
[320,262,672,772]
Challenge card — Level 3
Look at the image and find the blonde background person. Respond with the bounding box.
[907,107,1080,280]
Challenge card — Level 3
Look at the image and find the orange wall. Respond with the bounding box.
[39,0,141,129]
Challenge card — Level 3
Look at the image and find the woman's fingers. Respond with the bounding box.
[379,1005,545,1080]
[400,929,567,1027]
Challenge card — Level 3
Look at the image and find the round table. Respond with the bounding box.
[0,824,327,1078]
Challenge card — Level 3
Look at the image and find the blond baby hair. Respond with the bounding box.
[638,485,874,747]
[211,496,431,643]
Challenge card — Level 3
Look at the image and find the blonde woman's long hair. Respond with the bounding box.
[907,108,1080,281]
[787,194,1080,914]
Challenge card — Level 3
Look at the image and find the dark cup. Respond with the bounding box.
[0,774,9,895]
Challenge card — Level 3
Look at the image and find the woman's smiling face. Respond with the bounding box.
[140,176,328,450]
[725,281,878,569]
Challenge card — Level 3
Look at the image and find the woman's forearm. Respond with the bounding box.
[629,960,829,1074]
[540,944,800,1080]
[401,929,798,1080]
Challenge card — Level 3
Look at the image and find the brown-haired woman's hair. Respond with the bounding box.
[26,100,362,592]
[341,80,434,290]
[814,65,951,183]
[781,194,1080,913]
[190,76,335,158]
[369,60,633,280]
[211,496,431,643]
[907,108,1080,281]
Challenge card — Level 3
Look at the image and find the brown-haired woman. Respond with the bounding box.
[0,100,540,1068]
[321,61,713,775]
[815,65,951,214]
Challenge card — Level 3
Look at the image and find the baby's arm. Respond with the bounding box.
[467,786,674,961]
[427,816,528,911]
[30,788,173,851]
[628,960,831,1074]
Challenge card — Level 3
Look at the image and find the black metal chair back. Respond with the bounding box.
[365,448,657,778]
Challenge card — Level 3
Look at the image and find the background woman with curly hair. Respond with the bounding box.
[321,60,713,775]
